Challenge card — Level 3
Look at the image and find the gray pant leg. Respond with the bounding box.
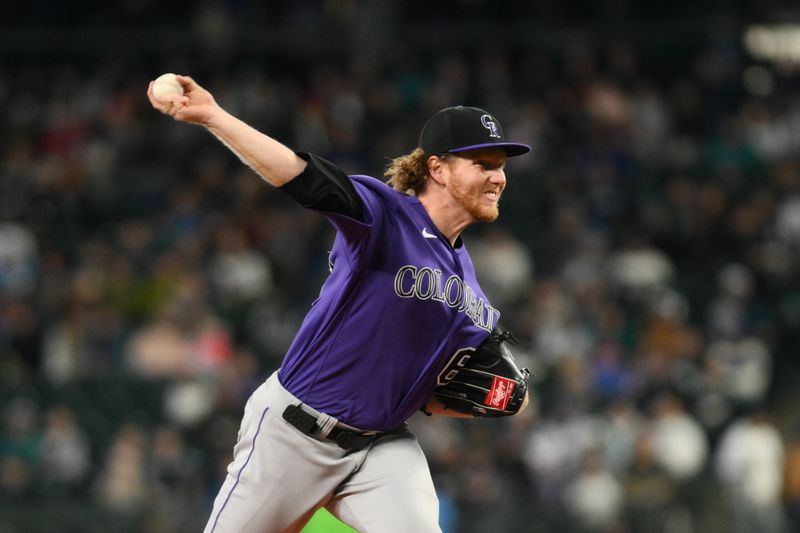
[329,431,442,533]
[204,374,365,533]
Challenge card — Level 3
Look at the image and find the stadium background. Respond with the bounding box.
[1,1,800,532]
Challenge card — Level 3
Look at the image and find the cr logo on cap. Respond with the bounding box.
[480,114,501,139]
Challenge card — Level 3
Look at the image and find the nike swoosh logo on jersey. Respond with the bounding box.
[421,227,438,239]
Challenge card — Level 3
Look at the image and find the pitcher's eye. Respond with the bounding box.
[476,160,504,171]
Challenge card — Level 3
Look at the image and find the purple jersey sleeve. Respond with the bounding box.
[315,176,385,267]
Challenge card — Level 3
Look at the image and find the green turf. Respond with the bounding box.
[302,508,357,532]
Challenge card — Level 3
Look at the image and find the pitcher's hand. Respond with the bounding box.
[147,75,220,126]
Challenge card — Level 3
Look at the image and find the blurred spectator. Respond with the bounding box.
[607,239,675,298]
[0,220,38,298]
[531,280,594,366]
[705,336,771,408]
[0,397,41,497]
[455,447,509,533]
[186,312,234,375]
[648,393,708,482]
[590,340,633,402]
[707,263,756,338]
[563,448,624,532]
[163,379,217,428]
[597,399,643,477]
[124,311,192,379]
[39,405,90,492]
[623,436,677,533]
[209,223,273,310]
[561,230,610,296]
[1,297,42,370]
[41,302,125,384]
[648,392,708,531]
[468,227,534,309]
[716,410,787,533]
[523,406,596,501]
[148,424,204,529]
[95,424,148,513]
[774,196,800,249]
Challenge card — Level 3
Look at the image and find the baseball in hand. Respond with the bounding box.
[152,73,185,101]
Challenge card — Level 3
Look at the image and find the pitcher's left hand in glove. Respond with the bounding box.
[432,327,530,417]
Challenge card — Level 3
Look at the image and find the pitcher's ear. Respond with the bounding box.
[427,155,449,186]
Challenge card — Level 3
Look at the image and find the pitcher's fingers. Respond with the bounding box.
[160,93,185,108]
[170,99,187,117]
[175,75,199,92]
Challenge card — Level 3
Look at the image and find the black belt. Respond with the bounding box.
[282,404,377,452]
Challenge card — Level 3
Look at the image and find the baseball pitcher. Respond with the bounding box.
[147,75,531,533]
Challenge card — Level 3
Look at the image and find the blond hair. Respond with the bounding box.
[385,148,452,195]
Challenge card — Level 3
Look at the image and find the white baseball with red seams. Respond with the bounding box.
[152,73,185,101]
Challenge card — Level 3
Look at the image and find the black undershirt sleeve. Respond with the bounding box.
[279,152,365,221]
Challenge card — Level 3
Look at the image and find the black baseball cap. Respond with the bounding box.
[418,106,531,157]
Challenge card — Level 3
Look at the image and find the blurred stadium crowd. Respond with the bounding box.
[1,1,800,532]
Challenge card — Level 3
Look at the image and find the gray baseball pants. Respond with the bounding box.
[203,372,442,533]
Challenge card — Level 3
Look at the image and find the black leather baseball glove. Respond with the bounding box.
[432,327,530,417]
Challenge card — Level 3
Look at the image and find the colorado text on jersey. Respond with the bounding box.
[393,265,500,332]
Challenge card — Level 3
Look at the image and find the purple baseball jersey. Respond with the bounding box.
[278,175,499,431]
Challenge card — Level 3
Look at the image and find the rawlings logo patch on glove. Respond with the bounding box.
[433,327,530,417]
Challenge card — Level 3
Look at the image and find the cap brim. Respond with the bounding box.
[448,142,531,157]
